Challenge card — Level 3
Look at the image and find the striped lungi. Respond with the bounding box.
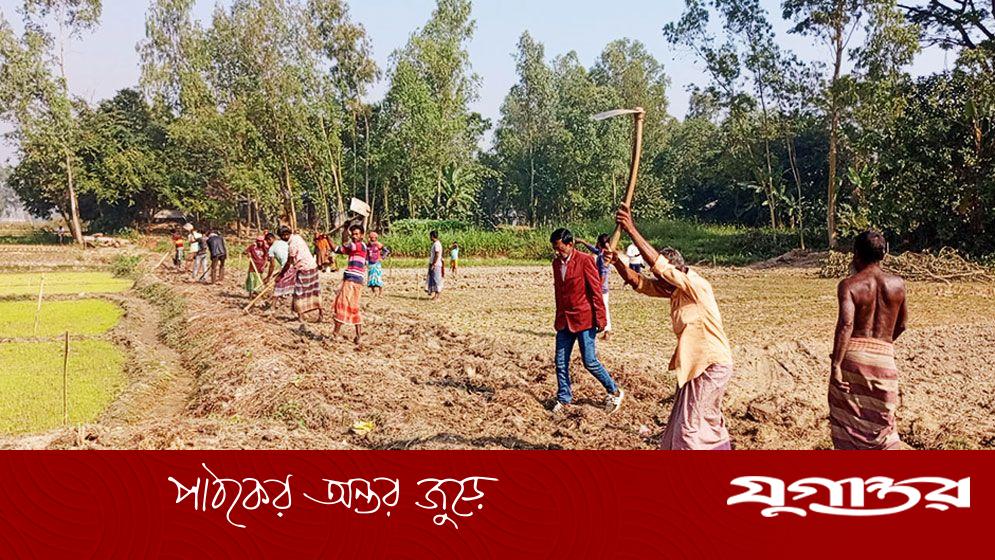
[292,267,322,314]
[334,280,363,325]
[660,363,734,450]
[367,261,383,288]
[829,337,903,450]
[273,266,296,297]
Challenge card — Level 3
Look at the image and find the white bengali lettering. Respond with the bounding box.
[729,476,971,517]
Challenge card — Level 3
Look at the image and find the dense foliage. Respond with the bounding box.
[0,0,992,257]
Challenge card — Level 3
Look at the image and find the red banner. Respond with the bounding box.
[0,451,987,557]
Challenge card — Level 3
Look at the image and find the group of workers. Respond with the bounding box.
[169,223,465,345]
[549,206,908,451]
[167,208,908,451]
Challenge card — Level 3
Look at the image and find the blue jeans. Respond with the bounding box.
[555,328,617,404]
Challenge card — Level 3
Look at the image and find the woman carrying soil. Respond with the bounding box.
[332,224,368,344]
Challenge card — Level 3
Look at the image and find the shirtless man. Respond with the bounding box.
[829,230,908,450]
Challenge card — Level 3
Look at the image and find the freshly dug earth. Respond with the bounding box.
[366,264,995,450]
[6,250,995,450]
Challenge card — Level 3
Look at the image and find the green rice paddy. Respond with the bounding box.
[0,271,132,297]
[0,340,125,434]
[0,299,123,338]
[0,271,131,434]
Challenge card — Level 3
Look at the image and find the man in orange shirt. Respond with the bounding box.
[314,233,334,273]
[608,207,734,450]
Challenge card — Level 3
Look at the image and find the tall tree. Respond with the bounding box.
[309,0,378,217]
[378,0,485,220]
[666,0,787,227]
[0,0,102,244]
[139,0,374,230]
[494,31,560,225]
[75,88,172,229]
[784,0,920,247]
[782,0,871,248]
[591,38,674,219]
[549,51,627,222]
[900,0,995,52]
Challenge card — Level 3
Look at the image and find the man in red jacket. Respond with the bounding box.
[550,228,624,414]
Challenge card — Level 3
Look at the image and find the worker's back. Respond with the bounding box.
[845,266,906,342]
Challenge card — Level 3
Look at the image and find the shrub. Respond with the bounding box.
[111,254,143,278]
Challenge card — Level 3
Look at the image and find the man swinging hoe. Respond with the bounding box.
[589,106,735,449]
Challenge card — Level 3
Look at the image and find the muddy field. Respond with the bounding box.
[3,246,994,450]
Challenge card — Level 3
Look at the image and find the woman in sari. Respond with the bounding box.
[314,233,333,272]
[244,236,268,295]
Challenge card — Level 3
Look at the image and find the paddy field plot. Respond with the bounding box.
[0,299,123,338]
[0,271,132,297]
[0,340,125,434]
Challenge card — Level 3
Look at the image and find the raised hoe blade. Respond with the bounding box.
[590,108,642,121]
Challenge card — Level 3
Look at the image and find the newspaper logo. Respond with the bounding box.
[728,476,970,517]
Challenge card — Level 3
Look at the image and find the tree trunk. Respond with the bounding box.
[363,112,371,205]
[330,157,345,223]
[65,150,84,245]
[827,18,844,249]
[785,132,806,250]
[337,143,346,216]
[318,175,332,231]
[528,143,536,226]
[436,169,443,219]
[757,79,778,229]
[303,153,332,231]
[57,15,83,247]
[382,177,391,229]
[236,198,243,238]
[352,111,359,199]
[319,115,345,222]
[282,153,297,231]
[408,183,415,220]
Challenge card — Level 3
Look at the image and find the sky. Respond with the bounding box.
[0,0,955,164]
